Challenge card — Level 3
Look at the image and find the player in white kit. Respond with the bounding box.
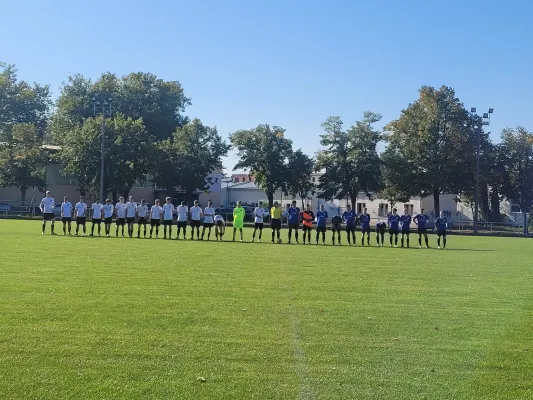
[214,214,225,240]
[136,199,149,238]
[115,197,127,237]
[40,191,56,235]
[149,199,163,238]
[201,200,216,241]
[176,201,188,239]
[90,198,104,236]
[189,200,203,240]
[162,197,175,239]
[125,196,137,238]
[74,196,88,235]
[252,201,266,242]
[102,199,114,237]
[61,196,73,235]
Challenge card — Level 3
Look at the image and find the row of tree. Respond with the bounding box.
[1,62,533,226]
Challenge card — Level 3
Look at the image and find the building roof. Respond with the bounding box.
[224,181,261,190]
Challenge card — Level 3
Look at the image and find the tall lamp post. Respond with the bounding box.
[92,97,112,202]
[471,107,493,235]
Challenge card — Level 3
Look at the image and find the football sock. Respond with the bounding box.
[443,237,447,247]
[425,237,429,247]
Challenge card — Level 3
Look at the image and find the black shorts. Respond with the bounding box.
[216,220,224,227]
[254,222,264,229]
[76,217,86,225]
[190,220,201,228]
[116,218,126,226]
[271,219,281,229]
[127,217,135,224]
[377,229,386,235]
[389,228,399,235]
[203,222,214,228]
[345,225,355,233]
[138,217,147,225]
[302,225,313,232]
[104,217,112,224]
[361,227,371,234]
[418,227,427,234]
[43,213,55,221]
[331,224,341,232]
[317,226,327,233]
[401,229,410,235]
[92,218,101,224]
[289,223,299,230]
[437,230,447,237]
[177,221,187,228]
[163,219,172,226]
[151,219,160,227]
[62,217,72,223]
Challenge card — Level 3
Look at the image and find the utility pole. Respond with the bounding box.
[92,97,112,202]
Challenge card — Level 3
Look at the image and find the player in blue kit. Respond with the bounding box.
[388,208,401,247]
[376,220,387,247]
[413,208,430,248]
[315,204,328,245]
[435,211,448,249]
[287,200,301,244]
[342,204,357,246]
[400,208,412,248]
[359,207,371,246]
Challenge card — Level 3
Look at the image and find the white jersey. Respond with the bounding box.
[137,204,148,218]
[151,205,162,220]
[163,203,174,220]
[91,203,103,219]
[103,204,114,218]
[254,207,266,223]
[126,202,137,218]
[75,202,87,217]
[115,203,127,218]
[203,207,215,223]
[40,197,55,213]
[176,205,188,221]
[190,206,202,221]
[214,214,225,224]
[61,202,73,217]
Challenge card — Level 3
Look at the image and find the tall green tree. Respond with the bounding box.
[230,125,293,208]
[51,72,191,142]
[498,127,533,234]
[58,114,156,199]
[286,149,315,208]
[316,112,382,209]
[0,63,51,140]
[384,85,477,216]
[0,123,47,203]
[380,146,413,208]
[153,119,229,205]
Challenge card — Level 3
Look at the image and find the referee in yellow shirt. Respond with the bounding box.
[270,201,282,243]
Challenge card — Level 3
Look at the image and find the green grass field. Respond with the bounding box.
[1,220,532,399]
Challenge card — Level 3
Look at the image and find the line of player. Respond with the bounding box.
[40,192,449,249]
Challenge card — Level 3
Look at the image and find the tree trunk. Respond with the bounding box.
[112,190,117,203]
[123,187,130,199]
[267,192,274,209]
[350,194,357,211]
[481,184,490,221]
[185,188,194,207]
[300,196,305,209]
[523,211,528,235]
[490,188,501,222]
[433,189,440,218]
[20,186,27,205]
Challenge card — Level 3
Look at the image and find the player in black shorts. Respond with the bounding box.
[331,214,342,245]
[376,220,387,246]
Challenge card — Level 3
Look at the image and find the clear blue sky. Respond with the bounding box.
[2,0,532,172]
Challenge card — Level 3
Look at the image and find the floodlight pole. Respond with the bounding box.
[92,97,112,201]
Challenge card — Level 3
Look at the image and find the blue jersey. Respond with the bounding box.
[400,215,411,231]
[435,217,448,231]
[388,214,401,230]
[359,213,371,229]
[316,210,328,227]
[376,221,387,232]
[342,210,356,226]
[288,207,300,224]
[414,214,429,228]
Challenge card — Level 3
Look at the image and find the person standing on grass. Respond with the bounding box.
[315,204,328,245]
[125,196,137,238]
[388,208,401,247]
[252,201,266,243]
[102,199,114,237]
[190,200,203,240]
[176,201,188,239]
[435,211,448,249]
[331,213,342,245]
[400,208,412,248]
[232,201,245,242]
[74,196,88,236]
[342,204,357,246]
[270,201,282,243]
[149,199,162,238]
[287,200,301,244]
[413,208,430,248]
[376,219,387,247]
[162,197,175,239]
[201,201,216,241]
[214,214,226,240]
[115,197,127,237]
[301,204,314,244]
[359,207,371,246]
[136,200,149,238]
[60,196,73,235]
[90,198,104,236]
[40,191,56,235]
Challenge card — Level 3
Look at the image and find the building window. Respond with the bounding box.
[378,203,389,217]
[357,203,366,214]
[511,204,521,213]
[404,204,414,215]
